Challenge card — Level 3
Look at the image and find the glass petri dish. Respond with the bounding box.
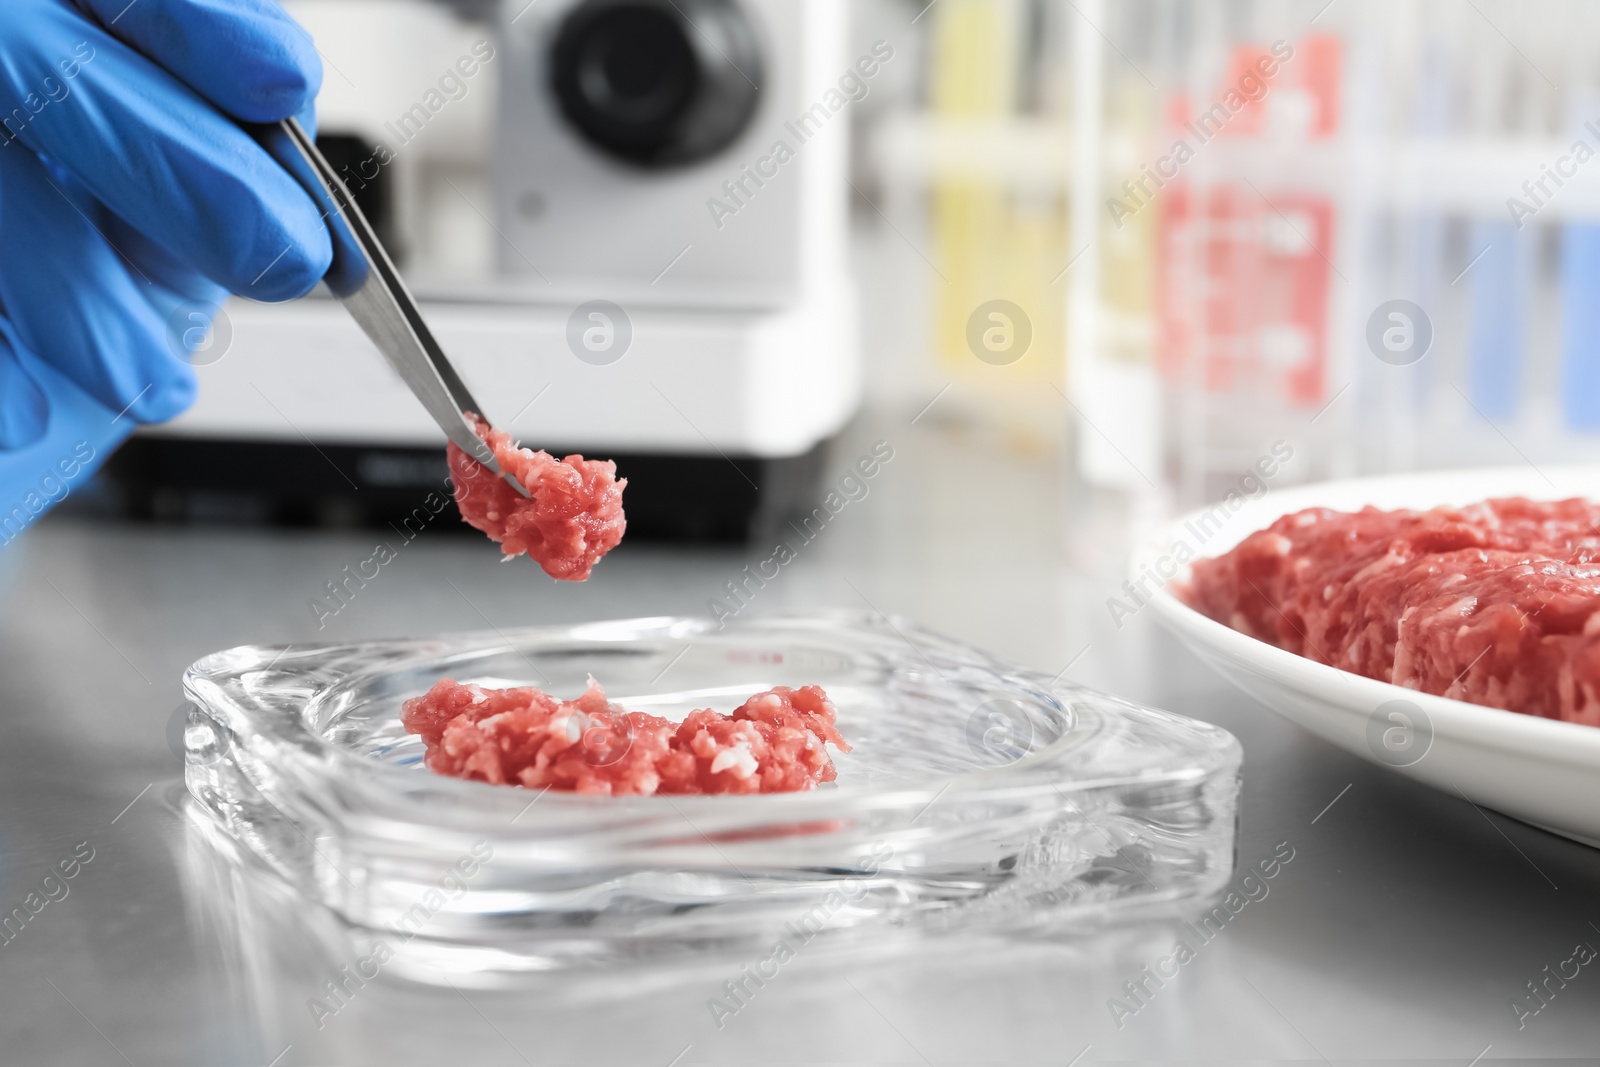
[182,613,1240,977]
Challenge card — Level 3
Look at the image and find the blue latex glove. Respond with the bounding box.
[0,0,332,543]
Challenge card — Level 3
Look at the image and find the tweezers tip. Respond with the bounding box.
[502,471,533,498]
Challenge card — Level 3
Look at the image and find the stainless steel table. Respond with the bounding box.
[4,416,1599,1065]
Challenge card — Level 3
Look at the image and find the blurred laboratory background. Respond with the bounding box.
[86,0,1600,531]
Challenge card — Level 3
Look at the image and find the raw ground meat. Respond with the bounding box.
[1182,497,1600,726]
[448,414,625,581]
[402,678,851,796]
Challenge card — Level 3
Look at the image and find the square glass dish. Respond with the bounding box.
[182,613,1240,976]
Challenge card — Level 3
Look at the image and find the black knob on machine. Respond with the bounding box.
[549,0,763,168]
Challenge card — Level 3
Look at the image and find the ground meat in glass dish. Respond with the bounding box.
[402,678,850,796]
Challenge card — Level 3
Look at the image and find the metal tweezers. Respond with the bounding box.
[255,118,530,498]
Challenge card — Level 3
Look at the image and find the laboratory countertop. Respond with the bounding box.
[3,414,1600,1067]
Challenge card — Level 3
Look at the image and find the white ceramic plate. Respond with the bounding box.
[1143,465,1600,848]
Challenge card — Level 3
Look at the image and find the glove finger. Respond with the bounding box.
[47,163,227,307]
[0,2,332,299]
[0,142,196,425]
[0,322,49,450]
[103,215,237,368]
[75,0,321,124]
[0,333,133,531]
[99,210,236,370]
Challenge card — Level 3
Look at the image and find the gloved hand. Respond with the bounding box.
[0,0,332,538]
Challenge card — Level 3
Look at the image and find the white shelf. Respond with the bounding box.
[871,116,1600,219]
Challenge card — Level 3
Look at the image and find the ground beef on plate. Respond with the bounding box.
[1182,497,1600,725]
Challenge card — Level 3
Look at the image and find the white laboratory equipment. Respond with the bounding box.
[108,0,859,540]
